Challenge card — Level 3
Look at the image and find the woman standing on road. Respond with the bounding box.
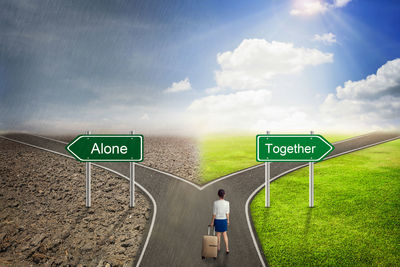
[210,189,230,254]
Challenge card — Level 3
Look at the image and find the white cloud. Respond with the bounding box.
[335,59,400,100]
[188,90,318,133]
[321,58,400,130]
[164,77,192,93]
[215,39,333,90]
[205,86,225,95]
[290,0,352,16]
[334,0,351,8]
[290,1,328,16]
[313,33,337,44]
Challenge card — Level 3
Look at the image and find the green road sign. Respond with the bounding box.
[66,135,143,162]
[256,134,334,162]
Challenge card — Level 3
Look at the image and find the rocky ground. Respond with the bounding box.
[0,139,151,266]
[55,135,201,184]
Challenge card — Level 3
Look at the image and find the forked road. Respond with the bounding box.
[2,132,399,266]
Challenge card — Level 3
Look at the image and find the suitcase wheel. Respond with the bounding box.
[202,257,205,260]
[214,257,217,260]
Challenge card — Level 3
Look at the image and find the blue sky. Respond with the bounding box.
[0,0,399,134]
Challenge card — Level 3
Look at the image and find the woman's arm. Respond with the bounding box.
[226,201,230,225]
[210,215,216,226]
[211,201,216,226]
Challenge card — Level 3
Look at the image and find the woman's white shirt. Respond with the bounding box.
[213,199,230,219]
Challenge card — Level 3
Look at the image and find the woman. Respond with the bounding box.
[210,189,230,254]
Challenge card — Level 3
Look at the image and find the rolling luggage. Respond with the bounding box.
[202,225,218,259]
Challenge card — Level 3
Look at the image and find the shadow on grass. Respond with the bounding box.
[301,208,314,255]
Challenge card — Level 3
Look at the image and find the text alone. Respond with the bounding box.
[91,143,128,155]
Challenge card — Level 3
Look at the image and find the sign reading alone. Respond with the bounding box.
[257,134,334,162]
[66,135,143,162]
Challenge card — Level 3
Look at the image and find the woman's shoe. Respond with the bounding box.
[226,250,230,254]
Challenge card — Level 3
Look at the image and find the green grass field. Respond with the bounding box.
[250,139,400,266]
[199,133,355,183]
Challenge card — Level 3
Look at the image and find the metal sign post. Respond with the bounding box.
[130,130,135,208]
[309,131,314,208]
[85,131,91,207]
[265,130,270,208]
[256,132,334,208]
[66,132,144,208]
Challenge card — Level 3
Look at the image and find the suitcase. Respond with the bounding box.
[202,225,218,259]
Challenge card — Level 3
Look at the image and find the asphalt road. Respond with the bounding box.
[1,132,399,267]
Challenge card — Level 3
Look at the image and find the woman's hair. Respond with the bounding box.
[218,189,225,198]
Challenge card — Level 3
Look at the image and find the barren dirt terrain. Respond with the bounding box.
[0,139,151,266]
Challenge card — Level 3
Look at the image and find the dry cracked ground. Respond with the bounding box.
[0,139,151,266]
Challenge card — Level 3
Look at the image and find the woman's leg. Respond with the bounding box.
[223,231,229,252]
[216,232,221,251]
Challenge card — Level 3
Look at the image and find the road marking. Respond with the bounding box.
[29,132,379,191]
[245,182,267,267]
[0,135,156,267]
[31,134,70,144]
[202,163,264,189]
[138,164,202,190]
[8,132,399,267]
[324,136,400,160]
[1,135,75,159]
[331,132,374,145]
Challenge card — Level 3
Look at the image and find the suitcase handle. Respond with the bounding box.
[208,224,215,236]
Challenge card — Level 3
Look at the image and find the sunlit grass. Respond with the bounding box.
[251,139,400,266]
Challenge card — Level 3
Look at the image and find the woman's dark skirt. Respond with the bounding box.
[214,219,228,232]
